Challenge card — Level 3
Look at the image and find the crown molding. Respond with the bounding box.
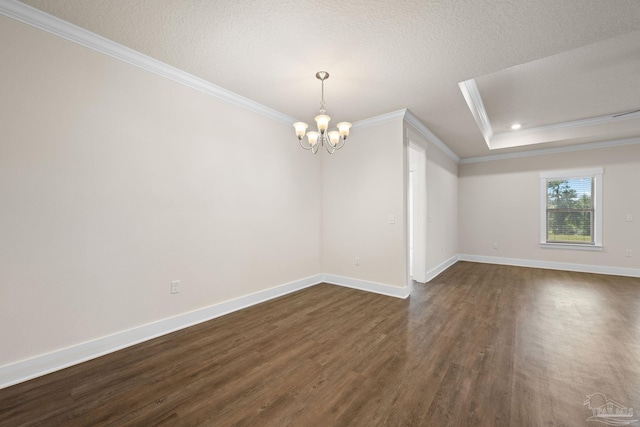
[489,110,640,150]
[11,0,633,166]
[403,110,461,163]
[459,75,640,152]
[459,136,640,164]
[0,0,297,125]
[351,109,408,130]
[352,109,461,164]
[458,79,493,146]
[493,110,640,140]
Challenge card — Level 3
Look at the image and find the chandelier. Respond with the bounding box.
[293,71,352,154]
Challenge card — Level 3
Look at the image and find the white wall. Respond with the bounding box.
[405,125,459,279]
[21,0,638,382]
[425,134,459,273]
[0,17,322,367]
[322,119,407,288]
[459,144,640,270]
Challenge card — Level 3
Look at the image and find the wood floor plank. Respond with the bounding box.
[2,262,640,426]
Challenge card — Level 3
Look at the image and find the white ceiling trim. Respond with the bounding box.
[0,0,461,164]
[329,109,461,163]
[403,110,461,163]
[0,0,298,125]
[458,79,493,146]
[459,136,640,164]
[459,77,640,151]
[501,110,640,136]
[490,110,640,150]
[351,109,407,130]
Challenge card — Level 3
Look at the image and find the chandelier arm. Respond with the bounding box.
[333,136,346,150]
[325,140,336,154]
[312,141,320,154]
[298,138,313,150]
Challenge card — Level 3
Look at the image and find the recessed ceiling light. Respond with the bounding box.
[510,123,522,130]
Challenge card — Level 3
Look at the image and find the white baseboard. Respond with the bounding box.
[322,274,411,299]
[425,255,460,282]
[459,254,640,278]
[0,274,323,390]
[7,255,631,390]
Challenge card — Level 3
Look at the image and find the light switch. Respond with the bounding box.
[389,214,395,224]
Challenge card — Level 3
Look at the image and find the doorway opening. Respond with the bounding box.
[408,142,427,283]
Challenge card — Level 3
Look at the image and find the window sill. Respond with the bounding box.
[540,243,603,251]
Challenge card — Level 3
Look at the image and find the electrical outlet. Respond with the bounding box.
[171,280,181,294]
[355,256,360,266]
[389,214,395,224]
[626,214,633,222]
[492,242,498,249]
[625,250,632,257]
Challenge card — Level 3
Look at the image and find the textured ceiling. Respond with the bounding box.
[17,0,640,158]
[477,30,640,131]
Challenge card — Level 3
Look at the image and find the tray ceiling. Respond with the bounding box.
[14,0,640,159]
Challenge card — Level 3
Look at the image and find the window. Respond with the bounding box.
[540,168,603,249]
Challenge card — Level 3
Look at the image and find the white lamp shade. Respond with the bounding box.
[315,115,330,133]
[337,122,351,138]
[307,131,319,146]
[328,131,340,146]
[293,122,308,139]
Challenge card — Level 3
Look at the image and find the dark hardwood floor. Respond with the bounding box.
[2,262,640,426]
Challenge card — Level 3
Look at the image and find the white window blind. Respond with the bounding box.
[545,177,594,244]
[540,168,603,249]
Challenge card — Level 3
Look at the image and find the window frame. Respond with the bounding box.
[539,168,603,251]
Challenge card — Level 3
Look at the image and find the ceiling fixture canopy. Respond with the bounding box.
[293,71,351,154]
